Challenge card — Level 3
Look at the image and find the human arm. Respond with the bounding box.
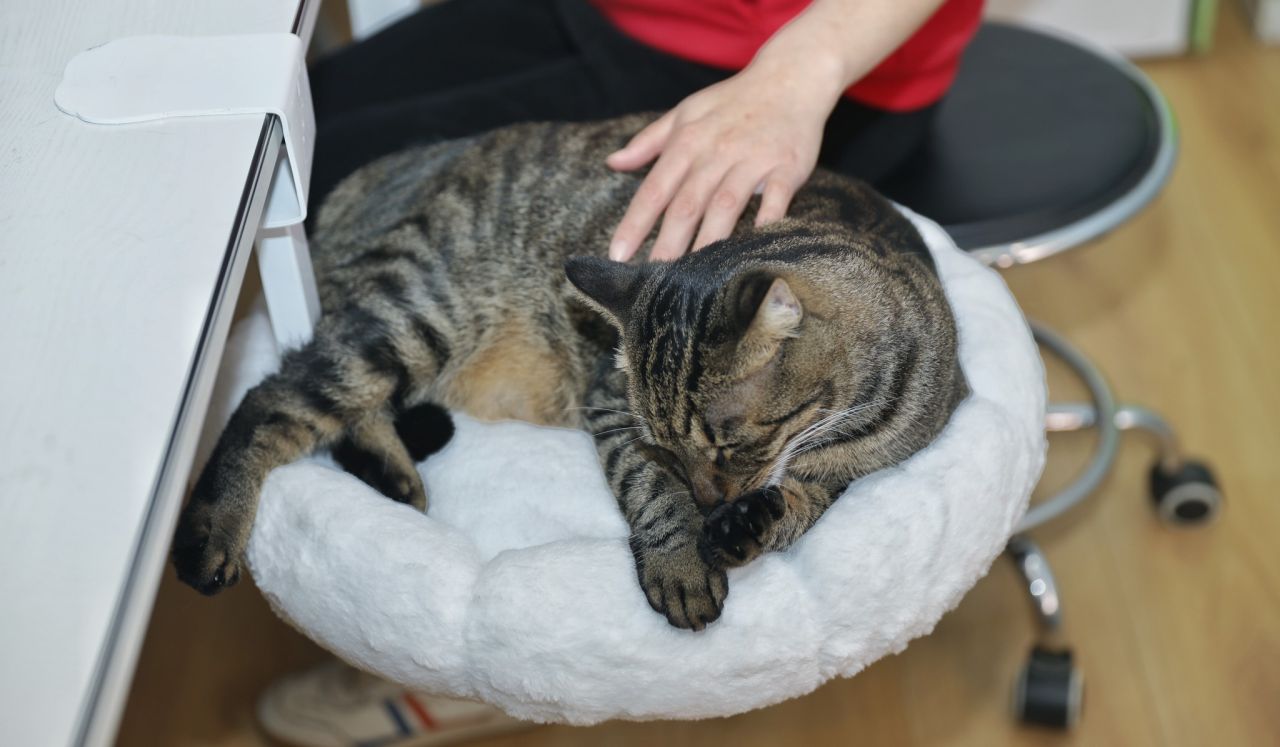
[607,0,947,262]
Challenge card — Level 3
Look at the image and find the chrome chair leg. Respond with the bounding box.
[1019,322,1120,532]
[1024,321,1223,531]
[1046,402,1180,473]
[1007,536,1082,729]
[1008,536,1062,631]
[1041,399,1222,525]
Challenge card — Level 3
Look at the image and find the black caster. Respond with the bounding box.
[1150,460,1222,526]
[1013,646,1083,729]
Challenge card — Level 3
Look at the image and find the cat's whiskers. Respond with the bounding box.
[793,401,880,449]
[593,425,645,438]
[763,398,895,486]
[801,397,900,448]
[567,405,649,424]
[805,404,933,481]
[763,407,853,486]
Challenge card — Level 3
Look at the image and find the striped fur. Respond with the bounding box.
[172,115,967,630]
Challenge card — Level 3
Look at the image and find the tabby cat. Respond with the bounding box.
[172,114,968,630]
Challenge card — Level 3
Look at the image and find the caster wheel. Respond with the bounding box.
[1013,646,1083,729]
[1150,460,1222,526]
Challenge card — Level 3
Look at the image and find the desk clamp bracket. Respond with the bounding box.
[54,33,314,228]
[54,33,321,347]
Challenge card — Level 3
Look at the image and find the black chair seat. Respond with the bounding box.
[880,23,1169,255]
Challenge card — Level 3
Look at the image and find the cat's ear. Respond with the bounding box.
[733,272,803,368]
[564,256,645,328]
[735,273,803,338]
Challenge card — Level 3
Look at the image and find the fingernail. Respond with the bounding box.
[608,240,627,261]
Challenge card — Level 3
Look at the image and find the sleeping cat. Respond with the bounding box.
[172,114,967,630]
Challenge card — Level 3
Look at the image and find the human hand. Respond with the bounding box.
[606,57,842,262]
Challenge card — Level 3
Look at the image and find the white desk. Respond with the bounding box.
[0,1,317,744]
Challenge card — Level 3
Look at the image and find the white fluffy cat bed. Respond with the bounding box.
[198,208,1045,724]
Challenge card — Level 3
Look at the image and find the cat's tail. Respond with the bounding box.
[391,401,455,462]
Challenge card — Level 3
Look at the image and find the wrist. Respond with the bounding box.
[748,38,848,116]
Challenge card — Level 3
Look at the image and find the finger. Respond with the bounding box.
[754,172,799,227]
[691,163,766,251]
[607,112,676,172]
[649,160,731,261]
[609,152,693,261]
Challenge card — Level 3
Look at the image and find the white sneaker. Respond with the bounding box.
[257,660,533,747]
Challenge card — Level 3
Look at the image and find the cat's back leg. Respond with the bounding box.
[172,290,453,594]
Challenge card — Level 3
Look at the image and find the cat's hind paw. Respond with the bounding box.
[332,418,431,512]
[171,499,246,595]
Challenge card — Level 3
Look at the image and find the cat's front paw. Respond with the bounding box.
[636,542,728,631]
[703,486,786,568]
[171,495,248,595]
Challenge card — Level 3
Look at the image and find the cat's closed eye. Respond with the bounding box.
[638,441,689,482]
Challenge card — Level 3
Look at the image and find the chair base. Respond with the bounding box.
[1004,323,1222,730]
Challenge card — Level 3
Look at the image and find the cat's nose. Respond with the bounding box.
[692,474,725,508]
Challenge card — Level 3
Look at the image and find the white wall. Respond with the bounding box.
[985,0,1196,56]
[1239,0,1280,42]
[347,0,420,39]
[341,0,1207,56]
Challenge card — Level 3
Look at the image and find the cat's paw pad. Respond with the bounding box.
[637,544,729,631]
[703,486,786,568]
[171,501,246,595]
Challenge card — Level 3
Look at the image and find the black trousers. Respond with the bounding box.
[308,0,937,210]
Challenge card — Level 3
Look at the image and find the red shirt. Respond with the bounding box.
[591,0,983,111]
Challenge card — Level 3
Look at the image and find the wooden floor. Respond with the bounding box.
[115,7,1280,746]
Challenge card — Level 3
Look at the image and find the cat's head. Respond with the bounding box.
[565,244,885,510]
